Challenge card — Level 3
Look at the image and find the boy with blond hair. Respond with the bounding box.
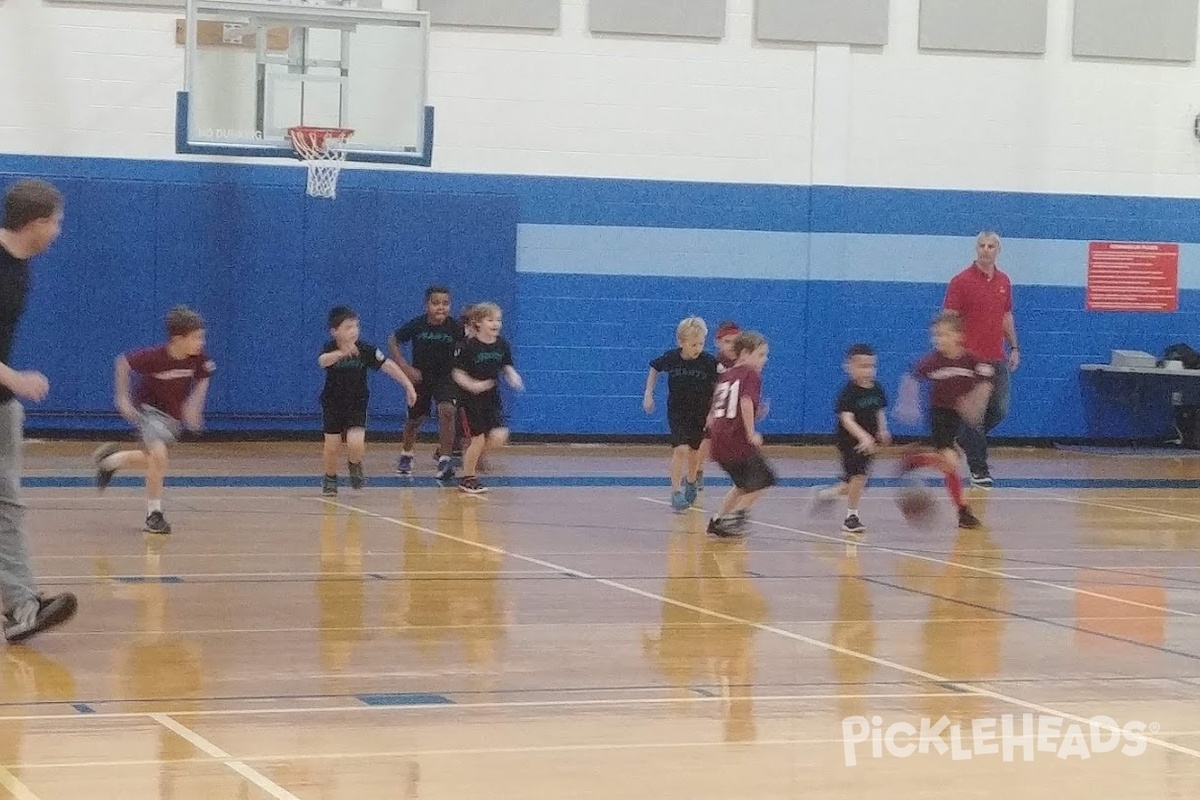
[643,317,719,511]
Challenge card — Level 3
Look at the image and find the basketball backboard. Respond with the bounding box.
[177,0,433,166]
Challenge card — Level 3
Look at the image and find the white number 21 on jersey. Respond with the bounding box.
[712,379,741,419]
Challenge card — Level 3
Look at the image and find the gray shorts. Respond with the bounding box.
[138,405,181,447]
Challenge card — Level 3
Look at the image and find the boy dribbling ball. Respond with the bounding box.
[894,311,992,530]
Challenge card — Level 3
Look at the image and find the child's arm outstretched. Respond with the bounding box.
[876,408,892,445]
[839,412,877,454]
[317,343,356,368]
[381,359,419,407]
[387,333,421,383]
[740,395,762,447]
[113,355,139,425]
[453,367,493,395]
[895,373,922,425]
[642,367,659,414]
[181,378,210,431]
[502,365,524,392]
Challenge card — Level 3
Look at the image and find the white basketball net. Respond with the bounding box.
[287,127,354,199]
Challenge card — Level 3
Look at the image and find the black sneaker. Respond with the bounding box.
[322,475,338,497]
[93,443,121,491]
[842,514,865,533]
[958,506,982,529]
[458,476,487,494]
[4,593,78,644]
[970,472,994,488]
[707,516,744,538]
[348,462,365,490]
[436,456,455,482]
[144,511,171,535]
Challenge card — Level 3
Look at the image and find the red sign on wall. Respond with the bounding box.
[1086,241,1179,312]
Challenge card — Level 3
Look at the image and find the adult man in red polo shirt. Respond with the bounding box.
[943,231,1020,487]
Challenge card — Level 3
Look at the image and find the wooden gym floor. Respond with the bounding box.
[1,441,1200,798]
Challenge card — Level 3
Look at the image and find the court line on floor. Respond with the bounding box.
[641,498,1200,620]
[1041,492,1200,524]
[0,767,40,800]
[148,713,300,800]
[26,726,1200,769]
[315,496,1200,760]
[0,692,964,723]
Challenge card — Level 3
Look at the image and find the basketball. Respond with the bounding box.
[897,484,937,527]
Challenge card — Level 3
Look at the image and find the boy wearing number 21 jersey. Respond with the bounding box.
[705,331,777,538]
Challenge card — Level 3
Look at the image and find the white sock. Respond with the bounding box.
[847,508,858,517]
[148,500,162,514]
[100,453,121,470]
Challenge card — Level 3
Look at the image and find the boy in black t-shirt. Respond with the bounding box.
[452,303,524,494]
[814,344,890,533]
[390,285,465,481]
[319,306,417,497]
[643,317,719,512]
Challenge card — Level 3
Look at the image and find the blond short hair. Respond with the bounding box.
[468,302,502,325]
[676,316,707,342]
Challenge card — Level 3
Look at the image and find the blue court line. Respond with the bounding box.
[23,474,1200,490]
[358,693,454,707]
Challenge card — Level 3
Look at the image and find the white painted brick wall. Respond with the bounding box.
[1,0,1197,194]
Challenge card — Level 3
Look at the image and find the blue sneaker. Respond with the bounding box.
[670,490,689,512]
[396,453,414,475]
[683,480,698,506]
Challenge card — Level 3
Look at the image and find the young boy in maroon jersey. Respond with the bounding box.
[895,311,993,529]
[695,319,741,495]
[93,306,215,535]
[705,331,776,538]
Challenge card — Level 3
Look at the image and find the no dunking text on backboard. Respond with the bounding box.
[177,0,433,167]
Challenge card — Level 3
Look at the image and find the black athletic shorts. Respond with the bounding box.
[930,406,963,450]
[668,407,707,450]
[411,377,457,420]
[322,401,367,436]
[718,450,777,493]
[837,440,873,479]
[460,395,504,439]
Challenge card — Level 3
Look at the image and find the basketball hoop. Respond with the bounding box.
[287,126,354,199]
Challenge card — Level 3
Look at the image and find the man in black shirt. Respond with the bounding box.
[814,344,890,533]
[390,286,464,481]
[0,179,77,642]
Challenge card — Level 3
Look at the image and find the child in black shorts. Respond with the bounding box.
[643,317,719,512]
[895,311,993,529]
[319,306,417,496]
[390,285,464,481]
[706,332,776,538]
[813,344,890,533]
[452,303,524,494]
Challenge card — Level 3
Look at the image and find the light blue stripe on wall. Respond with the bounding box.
[517,224,808,279]
[518,225,1199,288]
[808,234,1089,286]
